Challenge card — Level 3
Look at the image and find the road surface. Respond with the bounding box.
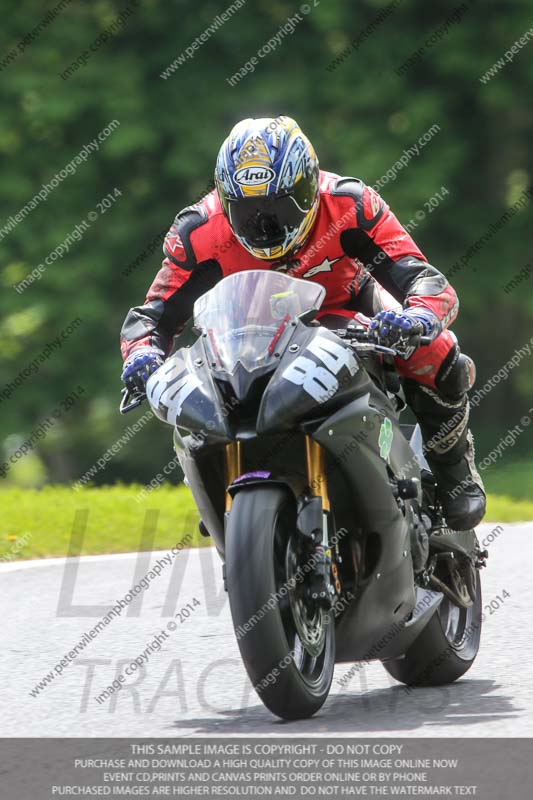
[1,521,530,737]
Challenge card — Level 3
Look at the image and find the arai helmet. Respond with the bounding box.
[215,116,320,261]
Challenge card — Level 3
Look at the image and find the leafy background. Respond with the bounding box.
[1,0,532,490]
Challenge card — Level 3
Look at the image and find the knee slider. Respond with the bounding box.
[436,347,476,400]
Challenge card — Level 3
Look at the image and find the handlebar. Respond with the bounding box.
[334,325,432,354]
[119,386,146,414]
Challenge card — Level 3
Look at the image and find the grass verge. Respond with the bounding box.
[0,485,204,561]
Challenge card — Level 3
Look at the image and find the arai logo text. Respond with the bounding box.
[234,166,275,186]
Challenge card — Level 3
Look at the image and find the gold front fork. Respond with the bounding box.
[225,441,242,511]
[225,438,330,516]
[305,436,339,592]
[305,436,330,512]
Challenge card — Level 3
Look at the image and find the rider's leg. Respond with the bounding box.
[323,279,486,530]
[358,280,486,530]
[398,337,486,530]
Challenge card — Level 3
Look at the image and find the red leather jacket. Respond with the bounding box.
[121,170,457,360]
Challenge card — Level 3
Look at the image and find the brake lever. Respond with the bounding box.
[335,325,368,342]
[119,387,146,414]
[335,328,432,353]
[351,342,398,356]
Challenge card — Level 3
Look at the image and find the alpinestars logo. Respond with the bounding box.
[303,255,343,278]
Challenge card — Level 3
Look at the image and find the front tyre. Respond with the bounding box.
[383,571,482,686]
[225,486,335,720]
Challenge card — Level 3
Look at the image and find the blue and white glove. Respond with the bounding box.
[121,348,164,392]
[369,308,441,359]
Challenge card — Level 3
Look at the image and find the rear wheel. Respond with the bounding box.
[383,570,482,686]
[225,486,335,719]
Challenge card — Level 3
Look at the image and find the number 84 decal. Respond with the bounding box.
[282,335,358,403]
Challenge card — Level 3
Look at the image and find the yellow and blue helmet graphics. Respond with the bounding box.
[215,116,320,261]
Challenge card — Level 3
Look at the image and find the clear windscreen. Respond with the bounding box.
[193,270,325,374]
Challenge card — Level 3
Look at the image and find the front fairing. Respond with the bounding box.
[257,322,374,434]
[147,272,377,445]
[198,319,296,403]
[146,338,232,446]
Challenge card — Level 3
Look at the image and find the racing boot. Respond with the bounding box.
[426,429,486,530]
[403,348,486,531]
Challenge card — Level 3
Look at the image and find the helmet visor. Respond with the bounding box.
[226,194,305,248]
[225,173,318,249]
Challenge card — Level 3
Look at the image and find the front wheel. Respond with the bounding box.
[383,571,482,686]
[225,486,335,720]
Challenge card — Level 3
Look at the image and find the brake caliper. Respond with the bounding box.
[296,496,336,609]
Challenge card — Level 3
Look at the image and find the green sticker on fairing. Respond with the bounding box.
[379,417,393,461]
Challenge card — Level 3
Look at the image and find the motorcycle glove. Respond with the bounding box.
[121,348,164,392]
[369,308,441,359]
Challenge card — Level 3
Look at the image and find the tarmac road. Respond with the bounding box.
[1,521,530,737]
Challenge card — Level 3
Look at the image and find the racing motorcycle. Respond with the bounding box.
[120,269,487,720]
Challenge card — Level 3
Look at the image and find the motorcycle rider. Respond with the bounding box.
[121,116,485,531]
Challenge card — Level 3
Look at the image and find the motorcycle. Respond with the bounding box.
[120,269,487,720]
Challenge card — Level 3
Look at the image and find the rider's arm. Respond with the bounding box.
[336,178,458,331]
[120,206,220,361]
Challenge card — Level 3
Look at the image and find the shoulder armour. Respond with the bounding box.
[163,204,209,271]
[331,176,385,230]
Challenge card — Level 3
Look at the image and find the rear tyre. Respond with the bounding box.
[225,486,335,720]
[383,571,482,686]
